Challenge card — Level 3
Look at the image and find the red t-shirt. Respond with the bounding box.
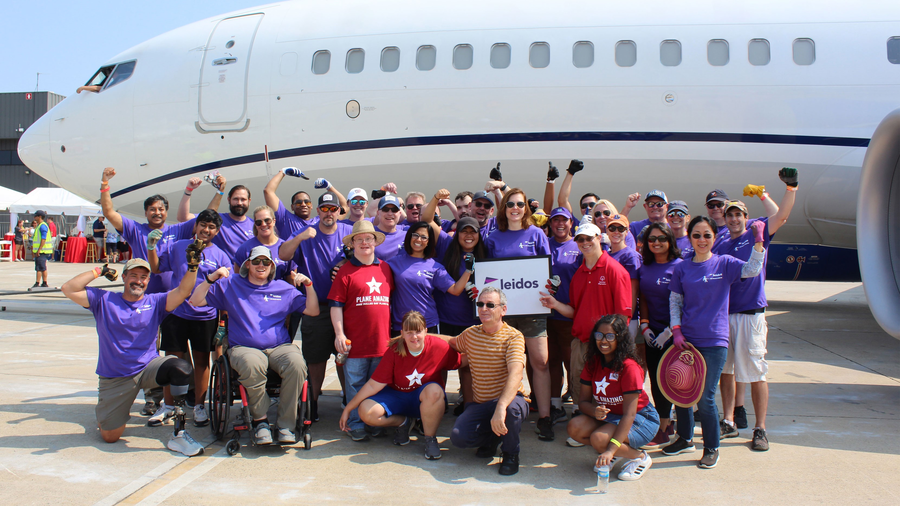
[328,260,395,358]
[568,252,633,343]
[580,357,649,415]
[371,335,462,392]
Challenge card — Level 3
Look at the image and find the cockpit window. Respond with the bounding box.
[85,65,115,87]
[105,61,136,89]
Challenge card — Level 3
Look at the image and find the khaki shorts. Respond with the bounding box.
[723,312,768,383]
[569,339,591,406]
[505,316,548,339]
[96,355,172,430]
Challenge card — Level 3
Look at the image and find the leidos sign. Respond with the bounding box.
[476,256,552,317]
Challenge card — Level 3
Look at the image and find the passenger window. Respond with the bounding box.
[615,40,637,67]
[660,40,681,67]
[104,61,136,89]
[346,48,365,74]
[417,45,436,71]
[85,65,115,88]
[707,39,729,66]
[530,42,550,68]
[491,43,511,69]
[793,38,815,65]
[572,41,594,68]
[749,39,770,66]
[453,44,473,70]
[312,50,331,75]
[381,47,400,72]
[889,37,900,64]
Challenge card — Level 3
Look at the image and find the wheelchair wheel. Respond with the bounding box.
[225,439,240,456]
[208,355,233,440]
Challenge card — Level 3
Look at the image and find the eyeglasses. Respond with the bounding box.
[593,210,611,218]
[349,198,367,206]
[407,203,423,210]
[691,233,714,239]
[574,235,595,243]
[646,235,667,243]
[254,218,273,226]
[475,301,500,309]
[411,232,428,240]
[319,205,339,213]
[474,201,493,209]
[668,211,686,218]
[706,202,725,209]
[505,201,526,209]
[293,199,312,206]
[607,225,627,233]
[581,202,596,210]
[646,202,666,208]
[593,332,617,342]
[381,206,400,213]
[250,257,273,266]
[353,236,376,244]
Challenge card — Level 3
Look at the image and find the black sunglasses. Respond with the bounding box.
[593,210,611,218]
[407,203,423,210]
[581,202,596,210]
[607,225,627,233]
[691,233,714,239]
[250,257,273,266]
[646,235,667,243]
[706,202,725,209]
[505,201,526,209]
[474,201,493,208]
[646,201,666,208]
[668,211,686,218]
[475,302,500,308]
[293,199,312,205]
[254,218,273,226]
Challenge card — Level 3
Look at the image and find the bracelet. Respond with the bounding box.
[640,319,649,324]
[786,186,798,192]
[204,274,217,284]
[609,438,622,448]
[92,267,102,279]
[184,186,194,193]
[500,184,509,191]
[217,190,225,196]
[184,192,192,196]
[100,187,110,193]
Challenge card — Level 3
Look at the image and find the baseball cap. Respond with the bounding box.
[645,190,668,203]
[667,200,689,214]
[725,200,749,215]
[318,191,339,208]
[472,191,493,206]
[34,210,47,218]
[347,188,367,201]
[123,258,151,273]
[240,246,276,280]
[457,216,479,233]
[705,189,729,203]
[607,214,630,229]
[574,222,602,238]
[378,194,401,210]
[549,207,573,221]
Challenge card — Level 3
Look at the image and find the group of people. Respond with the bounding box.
[63,161,797,479]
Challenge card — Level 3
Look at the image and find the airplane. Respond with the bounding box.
[16,0,900,338]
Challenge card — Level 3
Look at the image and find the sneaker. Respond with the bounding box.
[148,404,174,427]
[661,436,696,456]
[393,417,411,446]
[698,448,719,469]
[720,420,739,439]
[565,437,585,448]
[31,282,39,289]
[40,282,49,288]
[167,430,204,457]
[368,427,387,438]
[734,406,748,429]
[561,389,572,404]
[643,428,673,449]
[424,435,441,460]
[275,426,297,445]
[141,401,157,416]
[618,451,652,481]
[193,404,209,427]
[751,428,770,451]
[476,435,501,458]
[536,416,555,441]
[349,429,370,442]
[253,421,273,445]
[498,452,519,475]
[549,406,568,425]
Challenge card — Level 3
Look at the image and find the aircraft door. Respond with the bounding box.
[197,13,263,132]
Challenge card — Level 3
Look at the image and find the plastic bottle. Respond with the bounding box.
[596,465,609,494]
[335,340,352,365]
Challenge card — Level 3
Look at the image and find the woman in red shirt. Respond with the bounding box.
[566,314,660,481]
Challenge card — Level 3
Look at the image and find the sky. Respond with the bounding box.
[1,1,268,96]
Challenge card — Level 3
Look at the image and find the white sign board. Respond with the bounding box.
[474,256,551,317]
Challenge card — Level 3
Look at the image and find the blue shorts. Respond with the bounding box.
[367,382,443,419]
[604,404,660,449]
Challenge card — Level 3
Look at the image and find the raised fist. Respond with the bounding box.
[567,160,584,175]
[464,253,475,272]
[547,162,559,182]
[779,167,798,187]
[185,239,206,272]
[371,189,386,200]
[282,167,308,179]
[490,163,502,181]
[186,177,202,191]
[146,229,163,251]
[743,184,765,198]
[314,178,330,189]
[101,167,116,182]
[100,264,118,282]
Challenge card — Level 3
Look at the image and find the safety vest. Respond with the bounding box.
[33,222,53,255]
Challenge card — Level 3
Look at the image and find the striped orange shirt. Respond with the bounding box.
[456,322,525,403]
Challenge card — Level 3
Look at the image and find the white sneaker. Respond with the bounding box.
[618,451,652,481]
[193,404,209,427]
[148,404,174,427]
[566,437,585,447]
[167,430,204,457]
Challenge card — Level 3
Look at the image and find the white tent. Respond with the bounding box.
[8,188,102,234]
[0,186,26,211]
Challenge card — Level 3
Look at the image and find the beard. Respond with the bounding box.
[230,204,248,217]
[126,282,145,297]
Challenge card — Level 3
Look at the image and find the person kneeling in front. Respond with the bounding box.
[61,255,205,456]
[447,287,528,476]
[190,246,319,445]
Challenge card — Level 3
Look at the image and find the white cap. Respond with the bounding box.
[347,188,367,201]
[574,222,602,238]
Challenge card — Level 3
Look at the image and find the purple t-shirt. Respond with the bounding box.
[119,217,196,293]
[234,237,290,280]
[610,247,641,279]
[212,213,255,261]
[274,202,319,239]
[484,226,550,259]
[629,218,651,243]
[638,258,683,331]
[720,217,770,313]
[669,254,745,348]
[86,289,170,378]
[157,239,230,321]
[338,216,374,226]
[440,219,455,233]
[386,252,455,330]
[676,235,693,259]
[434,260,480,328]
[549,238,581,321]
[295,222,354,299]
[205,276,306,349]
[374,225,408,261]
[479,217,498,240]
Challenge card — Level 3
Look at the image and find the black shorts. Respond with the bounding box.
[34,254,49,272]
[106,242,117,255]
[299,307,336,364]
[117,242,129,253]
[159,314,217,353]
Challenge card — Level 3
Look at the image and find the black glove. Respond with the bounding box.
[371,189,386,200]
[779,167,798,187]
[567,159,584,175]
[342,244,354,261]
[545,275,561,295]
[100,264,118,282]
[547,162,559,182]
[490,162,502,181]
[185,239,206,272]
[463,253,475,272]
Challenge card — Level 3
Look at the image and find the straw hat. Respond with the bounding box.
[342,220,385,248]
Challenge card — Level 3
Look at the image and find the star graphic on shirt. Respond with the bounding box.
[366,277,382,294]
[406,369,424,387]
[595,377,610,396]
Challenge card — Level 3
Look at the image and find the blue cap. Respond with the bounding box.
[645,190,668,203]
[378,194,401,209]
[549,207,573,220]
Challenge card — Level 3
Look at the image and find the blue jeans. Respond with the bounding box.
[343,357,381,431]
[674,346,727,450]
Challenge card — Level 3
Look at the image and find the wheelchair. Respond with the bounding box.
[207,352,313,455]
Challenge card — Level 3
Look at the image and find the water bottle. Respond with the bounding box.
[596,465,609,494]
[335,340,352,365]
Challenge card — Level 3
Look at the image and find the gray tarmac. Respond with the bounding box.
[0,261,897,505]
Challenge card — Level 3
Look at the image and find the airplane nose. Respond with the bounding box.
[17,114,57,185]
